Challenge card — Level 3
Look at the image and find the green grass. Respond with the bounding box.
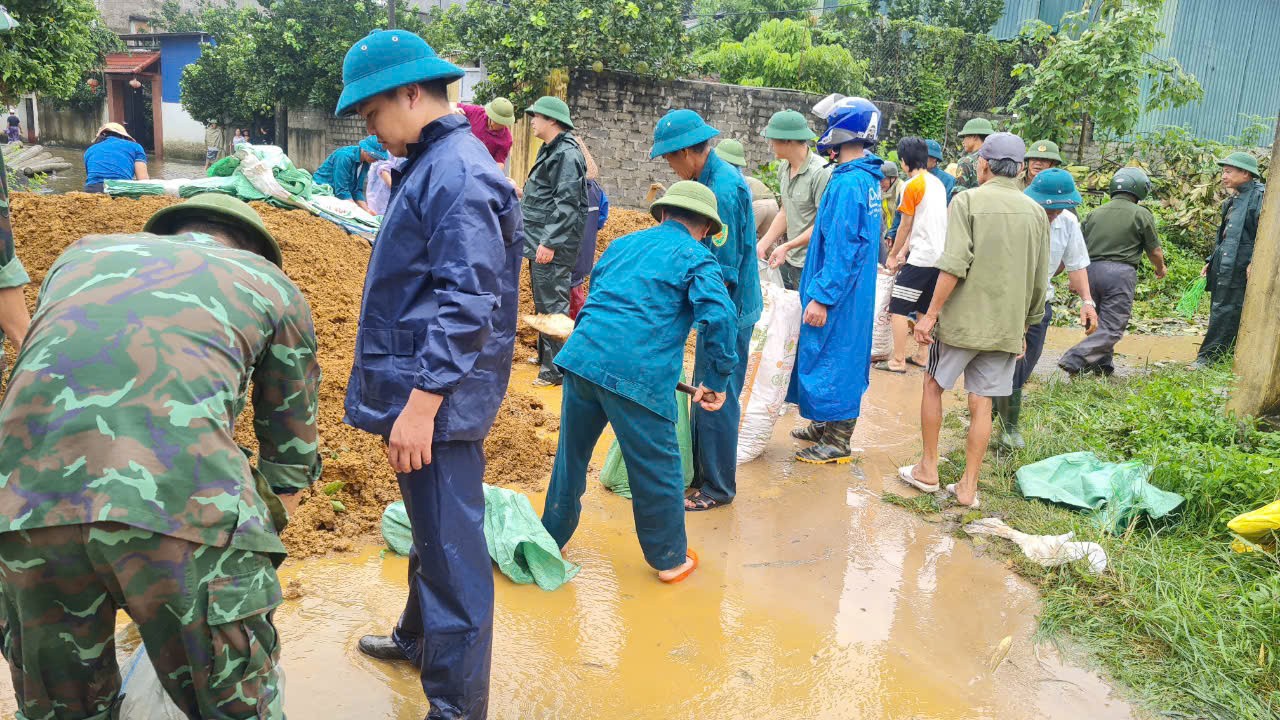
[911,365,1280,719]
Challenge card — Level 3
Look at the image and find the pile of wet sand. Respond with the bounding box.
[10,193,558,558]
[516,208,656,353]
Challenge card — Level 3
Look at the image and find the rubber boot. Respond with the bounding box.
[796,419,855,464]
[790,421,826,443]
[1004,389,1025,449]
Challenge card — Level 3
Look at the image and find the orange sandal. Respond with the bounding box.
[659,549,698,584]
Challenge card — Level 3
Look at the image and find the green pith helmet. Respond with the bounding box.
[485,97,515,127]
[650,180,722,236]
[1026,140,1063,164]
[1108,167,1152,201]
[525,96,573,129]
[144,193,283,267]
[761,110,816,141]
[958,117,995,138]
[714,139,747,167]
[1217,151,1260,177]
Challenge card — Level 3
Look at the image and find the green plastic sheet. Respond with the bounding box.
[599,372,694,499]
[1015,451,1185,533]
[381,485,579,591]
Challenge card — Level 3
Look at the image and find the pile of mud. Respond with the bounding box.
[10,193,557,558]
[516,208,655,353]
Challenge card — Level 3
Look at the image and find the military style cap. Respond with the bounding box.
[1026,140,1063,164]
[336,30,464,116]
[958,117,995,138]
[714,139,747,167]
[526,96,574,129]
[1217,151,1260,177]
[650,109,720,159]
[650,180,723,236]
[144,194,283,267]
[761,110,816,141]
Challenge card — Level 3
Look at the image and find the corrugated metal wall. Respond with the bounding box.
[990,0,1278,143]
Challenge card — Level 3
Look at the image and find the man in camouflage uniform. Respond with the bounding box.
[0,193,321,720]
[950,118,994,200]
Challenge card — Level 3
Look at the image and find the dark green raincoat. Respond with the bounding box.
[1199,179,1264,362]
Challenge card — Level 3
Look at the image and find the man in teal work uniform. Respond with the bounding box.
[1196,151,1265,366]
[314,134,389,214]
[1059,167,1167,376]
[951,118,994,199]
[542,181,738,582]
[0,194,321,719]
[651,109,761,511]
[926,139,956,198]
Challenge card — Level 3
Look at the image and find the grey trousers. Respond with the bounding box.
[529,260,572,383]
[1059,261,1136,375]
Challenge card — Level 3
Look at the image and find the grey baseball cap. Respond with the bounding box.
[978,132,1026,163]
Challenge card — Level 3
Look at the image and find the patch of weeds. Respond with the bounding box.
[881,491,941,513]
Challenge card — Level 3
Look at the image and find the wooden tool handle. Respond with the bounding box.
[676,382,697,396]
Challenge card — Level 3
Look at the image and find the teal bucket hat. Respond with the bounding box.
[359,135,389,161]
[925,139,944,161]
[650,109,720,159]
[1024,168,1082,210]
[336,30,464,116]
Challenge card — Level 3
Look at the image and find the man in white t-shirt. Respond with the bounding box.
[879,137,948,373]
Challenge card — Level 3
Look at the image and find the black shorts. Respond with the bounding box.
[888,263,940,317]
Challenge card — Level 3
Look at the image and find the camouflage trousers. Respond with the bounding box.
[0,523,284,720]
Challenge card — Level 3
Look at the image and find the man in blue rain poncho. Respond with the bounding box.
[542,181,738,584]
[335,30,523,720]
[787,97,884,464]
[314,134,389,213]
[651,109,761,512]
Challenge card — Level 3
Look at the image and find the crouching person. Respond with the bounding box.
[541,182,738,583]
[0,194,321,719]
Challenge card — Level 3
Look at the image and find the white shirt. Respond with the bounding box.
[899,171,948,268]
[1048,211,1090,299]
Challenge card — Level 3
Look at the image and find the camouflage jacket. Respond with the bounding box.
[952,150,981,199]
[0,233,321,557]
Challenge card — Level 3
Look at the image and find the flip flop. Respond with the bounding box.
[897,465,940,493]
[945,483,981,509]
[906,357,928,368]
[684,490,727,512]
[873,361,907,374]
[660,549,698,584]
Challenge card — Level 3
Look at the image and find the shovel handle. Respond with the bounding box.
[676,382,697,396]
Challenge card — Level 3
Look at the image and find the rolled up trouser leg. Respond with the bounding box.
[1059,261,1135,374]
[393,441,493,720]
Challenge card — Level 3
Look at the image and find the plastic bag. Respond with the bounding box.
[1227,499,1280,552]
[758,258,783,289]
[482,484,579,591]
[737,282,802,464]
[963,518,1107,574]
[1175,276,1207,319]
[381,488,580,591]
[1015,451,1185,534]
[871,267,895,360]
[120,644,285,719]
[600,371,694,498]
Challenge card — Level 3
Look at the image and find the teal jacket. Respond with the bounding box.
[555,221,738,422]
[699,151,762,329]
[315,145,369,202]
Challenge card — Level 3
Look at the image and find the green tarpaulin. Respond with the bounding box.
[381,485,579,591]
[1015,451,1185,533]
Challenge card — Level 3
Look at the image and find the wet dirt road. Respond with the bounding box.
[0,328,1195,719]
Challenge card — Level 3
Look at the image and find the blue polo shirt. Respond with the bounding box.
[83,136,147,187]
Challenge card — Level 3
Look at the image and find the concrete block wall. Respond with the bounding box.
[284,107,367,172]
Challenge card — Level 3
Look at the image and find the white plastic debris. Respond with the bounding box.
[963,517,1108,574]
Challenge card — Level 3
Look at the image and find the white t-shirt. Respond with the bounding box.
[898,171,948,268]
[1047,210,1090,299]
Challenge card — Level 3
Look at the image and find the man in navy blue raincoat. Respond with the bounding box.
[542,181,738,583]
[788,98,884,464]
[335,30,523,720]
[651,109,761,512]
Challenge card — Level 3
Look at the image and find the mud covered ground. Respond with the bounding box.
[9,193,566,557]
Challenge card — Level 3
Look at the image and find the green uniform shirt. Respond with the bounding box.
[0,233,322,557]
[934,176,1050,354]
[1081,195,1160,267]
[777,152,831,268]
[951,150,981,198]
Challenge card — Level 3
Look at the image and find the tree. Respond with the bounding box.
[698,18,867,96]
[689,0,815,45]
[455,0,690,108]
[161,2,272,125]
[0,0,110,99]
[1007,0,1202,159]
[886,0,1005,35]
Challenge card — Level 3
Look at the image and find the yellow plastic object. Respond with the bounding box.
[1227,499,1280,552]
